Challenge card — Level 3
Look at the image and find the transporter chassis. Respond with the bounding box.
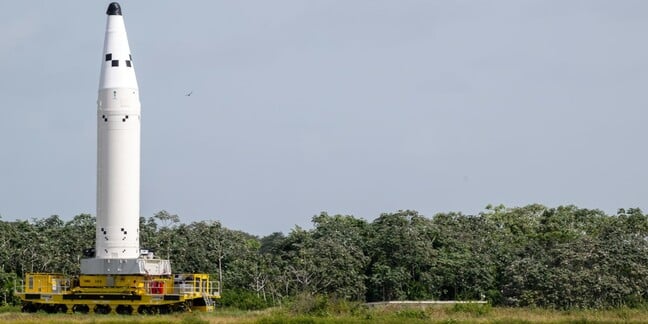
[16,272,220,314]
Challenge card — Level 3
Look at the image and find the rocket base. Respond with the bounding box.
[80,257,172,275]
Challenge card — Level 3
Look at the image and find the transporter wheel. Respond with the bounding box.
[171,303,188,313]
[137,305,152,315]
[72,304,89,314]
[94,304,111,314]
[116,304,133,315]
[43,304,57,314]
[139,305,161,315]
[55,304,68,314]
[21,302,38,313]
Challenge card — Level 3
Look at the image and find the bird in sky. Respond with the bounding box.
[185,91,193,96]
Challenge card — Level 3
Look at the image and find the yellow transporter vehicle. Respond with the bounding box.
[17,272,220,314]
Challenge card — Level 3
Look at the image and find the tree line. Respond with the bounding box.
[1,204,647,309]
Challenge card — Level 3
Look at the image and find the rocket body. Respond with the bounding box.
[95,2,140,259]
[81,2,170,275]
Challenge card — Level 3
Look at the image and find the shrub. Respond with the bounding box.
[218,289,271,310]
[395,308,428,319]
[0,305,20,313]
[448,302,492,316]
[289,293,329,316]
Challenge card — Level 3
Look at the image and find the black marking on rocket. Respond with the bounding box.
[105,53,133,68]
[107,3,122,16]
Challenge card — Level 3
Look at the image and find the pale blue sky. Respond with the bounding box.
[1,1,647,235]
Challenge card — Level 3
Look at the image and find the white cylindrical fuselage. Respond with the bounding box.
[96,9,140,259]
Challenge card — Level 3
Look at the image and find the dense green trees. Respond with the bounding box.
[1,205,648,309]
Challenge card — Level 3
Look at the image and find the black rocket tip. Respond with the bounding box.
[107,2,122,16]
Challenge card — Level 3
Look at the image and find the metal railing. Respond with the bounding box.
[15,277,72,295]
[16,274,220,298]
[14,279,23,294]
[142,279,220,296]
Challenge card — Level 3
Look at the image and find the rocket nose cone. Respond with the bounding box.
[107,2,122,16]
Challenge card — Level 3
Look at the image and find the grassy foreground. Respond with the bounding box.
[2,304,648,323]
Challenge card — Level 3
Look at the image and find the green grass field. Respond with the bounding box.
[2,304,648,323]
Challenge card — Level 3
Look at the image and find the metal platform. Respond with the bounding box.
[80,257,172,275]
[16,273,220,314]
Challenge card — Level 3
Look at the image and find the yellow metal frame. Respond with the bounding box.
[17,273,220,314]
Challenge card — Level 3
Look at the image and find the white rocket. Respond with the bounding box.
[82,2,170,275]
[96,2,140,260]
